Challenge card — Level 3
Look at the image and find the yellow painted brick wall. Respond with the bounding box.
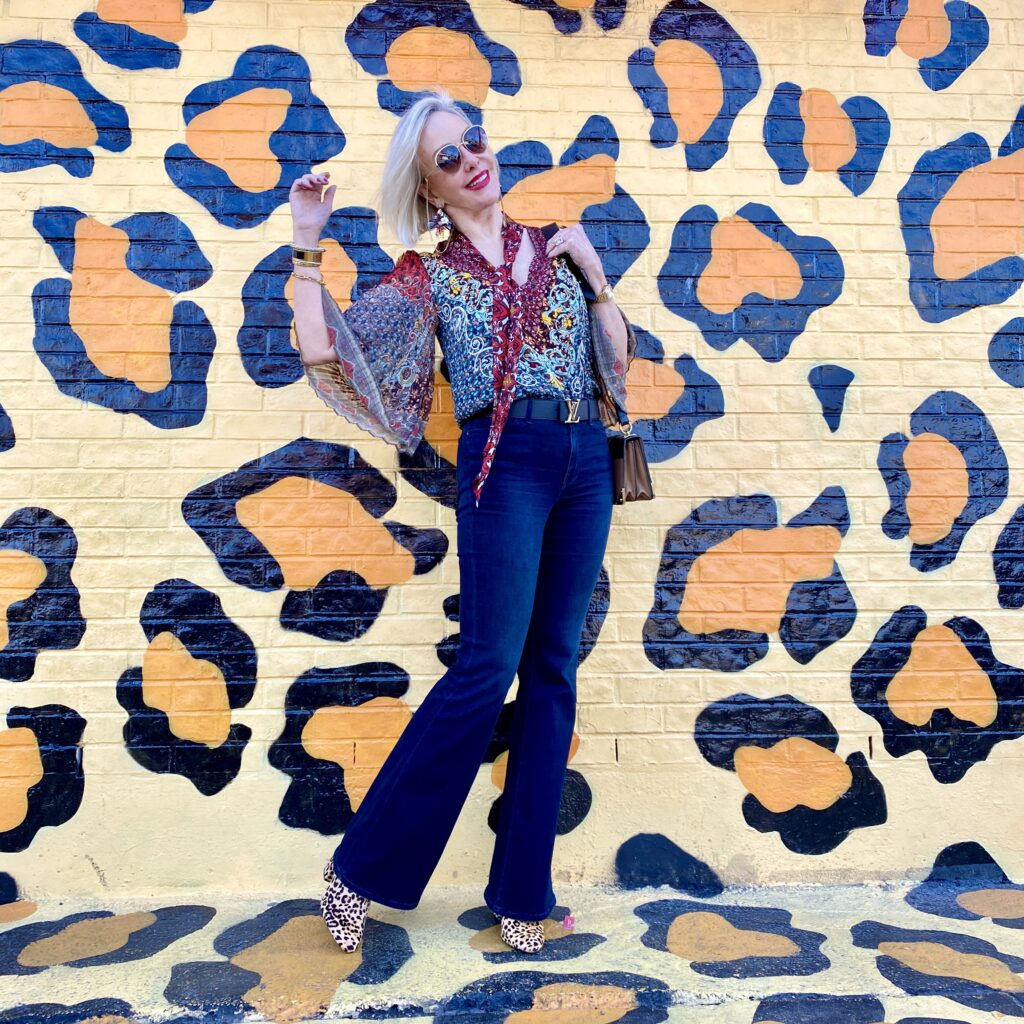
[0,0,1023,899]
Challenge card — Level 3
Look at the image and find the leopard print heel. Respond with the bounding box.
[320,861,369,953]
[500,916,545,953]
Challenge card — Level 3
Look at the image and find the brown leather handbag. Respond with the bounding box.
[609,424,654,505]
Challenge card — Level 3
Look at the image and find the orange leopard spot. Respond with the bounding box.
[886,624,996,727]
[142,631,232,747]
[96,0,188,43]
[490,750,509,790]
[235,476,416,591]
[423,371,460,464]
[625,357,685,420]
[18,911,156,967]
[654,40,723,146]
[506,983,638,1024]
[679,524,841,635]
[735,737,852,813]
[0,81,98,149]
[0,728,43,834]
[878,940,1024,992]
[956,888,1024,920]
[386,28,491,107]
[903,432,968,545]
[302,697,412,809]
[896,0,951,59]
[0,900,36,924]
[0,549,47,651]
[233,914,362,1022]
[800,88,856,173]
[667,910,800,961]
[69,218,173,391]
[502,155,616,227]
[696,216,802,315]
[186,87,292,193]
[931,149,1024,281]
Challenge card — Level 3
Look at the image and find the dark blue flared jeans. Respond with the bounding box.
[332,413,613,920]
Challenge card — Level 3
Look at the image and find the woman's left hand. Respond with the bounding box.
[545,223,607,289]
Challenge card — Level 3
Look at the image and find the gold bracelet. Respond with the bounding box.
[291,245,325,263]
[292,257,323,268]
[592,283,614,304]
[291,269,323,284]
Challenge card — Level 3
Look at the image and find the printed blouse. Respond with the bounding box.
[423,232,597,423]
[304,219,634,500]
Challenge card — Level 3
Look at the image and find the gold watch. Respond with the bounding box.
[592,283,614,304]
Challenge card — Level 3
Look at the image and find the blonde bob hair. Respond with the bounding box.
[378,91,476,248]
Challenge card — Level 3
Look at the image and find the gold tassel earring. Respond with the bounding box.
[425,188,452,254]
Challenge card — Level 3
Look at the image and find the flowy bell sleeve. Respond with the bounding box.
[303,250,438,453]
[590,304,637,428]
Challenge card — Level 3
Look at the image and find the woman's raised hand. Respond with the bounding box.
[289,171,336,244]
[544,222,606,289]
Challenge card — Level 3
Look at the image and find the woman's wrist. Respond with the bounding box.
[581,261,608,292]
[291,229,322,248]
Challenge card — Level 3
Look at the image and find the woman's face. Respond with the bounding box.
[417,110,501,217]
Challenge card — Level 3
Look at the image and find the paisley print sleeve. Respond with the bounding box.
[590,304,636,427]
[304,250,438,453]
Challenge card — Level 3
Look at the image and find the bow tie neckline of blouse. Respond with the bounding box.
[440,217,545,288]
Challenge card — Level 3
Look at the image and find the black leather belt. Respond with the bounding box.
[466,396,602,425]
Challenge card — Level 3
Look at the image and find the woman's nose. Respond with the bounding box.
[461,148,483,175]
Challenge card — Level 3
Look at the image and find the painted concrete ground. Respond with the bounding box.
[2,875,1023,1023]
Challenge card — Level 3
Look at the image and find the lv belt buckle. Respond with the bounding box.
[563,398,581,424]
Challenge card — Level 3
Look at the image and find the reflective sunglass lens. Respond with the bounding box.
[464,125,487,153]
[435,145,461,173]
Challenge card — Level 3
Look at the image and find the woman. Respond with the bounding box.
[288,91,633,955]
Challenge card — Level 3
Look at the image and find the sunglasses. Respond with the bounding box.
[426,124,489,177]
